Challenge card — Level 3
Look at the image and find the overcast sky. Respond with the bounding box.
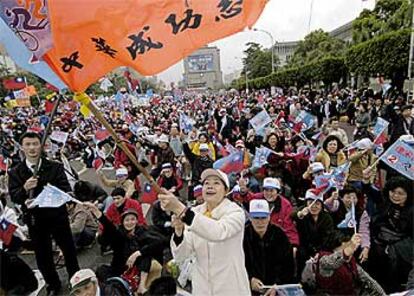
[158,0,376,84]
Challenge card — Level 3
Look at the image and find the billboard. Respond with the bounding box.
[187,54,214,72]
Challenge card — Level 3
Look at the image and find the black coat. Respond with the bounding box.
[243,223,294,285]
[390,116,414,143]
[99,215,166,276]
[293,208,335,258]
[8,158,72,224]
[183,143,213,185]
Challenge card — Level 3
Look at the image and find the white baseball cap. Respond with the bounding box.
[115,167,128,177]
[356,138,373,150]
[69,269,97,295]
[305,189,323,202]
[201,168,230,189]
[249,199,270,218]
[158,134,169,143]
[263,178,281,190]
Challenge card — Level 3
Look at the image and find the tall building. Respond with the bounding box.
[183,46,223,90]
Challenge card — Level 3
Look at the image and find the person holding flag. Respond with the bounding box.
[326,186,371,264]
[292,189,336,275]
[308,232,385,295]
[315,135,347,171]
[8,132,79,295]
[364,176,414,294]
[348,138,378,190]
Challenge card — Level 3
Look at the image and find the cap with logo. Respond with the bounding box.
[249,199,270,218]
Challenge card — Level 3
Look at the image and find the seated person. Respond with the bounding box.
[86,204,164,295]
[105,188,146,227]
[244,200,295,296]
[67,200,99,249]
[307,232,384,295]
[157,163,183,196]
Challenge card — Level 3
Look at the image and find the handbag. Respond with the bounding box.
[121,266,140,292]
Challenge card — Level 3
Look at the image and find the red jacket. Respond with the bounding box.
[105,198,147,227]
[114,141,136,170]
[253,193,299,246]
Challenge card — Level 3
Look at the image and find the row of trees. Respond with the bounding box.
[232,0,412,91]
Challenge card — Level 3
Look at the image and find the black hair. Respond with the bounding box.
[322,135,344,153]
[111,187,126,197]
[147,276,177,296]
[19,132,41,145]
[322,231,348,251]
[383,176,413,206]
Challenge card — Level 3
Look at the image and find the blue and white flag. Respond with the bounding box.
[380,139,414,180]
[249,110,272,131]
[252,146,273,168]
[30,185,74,208]
[0,18,66,90]
[332,162,351,190]
[337,201,357,229]
[372,117,389,138]
[179,113,194,133]
[295,111,316,131]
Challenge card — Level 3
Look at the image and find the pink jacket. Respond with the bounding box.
[253,193,300,246]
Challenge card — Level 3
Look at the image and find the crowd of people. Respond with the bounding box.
[0,86,413,296]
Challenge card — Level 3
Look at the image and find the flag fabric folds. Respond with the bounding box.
[252,146,273,168]
[2,77,25,90]
[213,151,244,174]
[0,217,18,246]
[337,201,357,229]
[42,0,268,91]
[30,184,73,208]
[0,18,66,90]
[249,109,272,131]
[380,139,414,180]
[141,183,157,204]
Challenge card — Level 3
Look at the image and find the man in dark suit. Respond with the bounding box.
[8,132,79,295]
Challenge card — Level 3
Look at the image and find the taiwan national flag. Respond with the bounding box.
[92,157,104,171]
[213,151,244,174]
[0,155,7,172]
[141,183,157,204]
[0,218,18,246]
[94,129,111,143]
[2,77,25,90]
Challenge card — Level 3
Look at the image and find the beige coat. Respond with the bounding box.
[171,199,251,296]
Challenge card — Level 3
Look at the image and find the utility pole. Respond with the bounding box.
[408,0,414,99]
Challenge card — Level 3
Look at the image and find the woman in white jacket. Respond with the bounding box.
[158,168,251,296]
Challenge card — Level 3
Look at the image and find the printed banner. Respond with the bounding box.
[380,139,414,180]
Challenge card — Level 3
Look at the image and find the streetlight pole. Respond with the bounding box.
[253,28,275,73]
[408,0,414,99]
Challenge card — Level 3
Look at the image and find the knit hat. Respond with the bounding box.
[199,143,209,151]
